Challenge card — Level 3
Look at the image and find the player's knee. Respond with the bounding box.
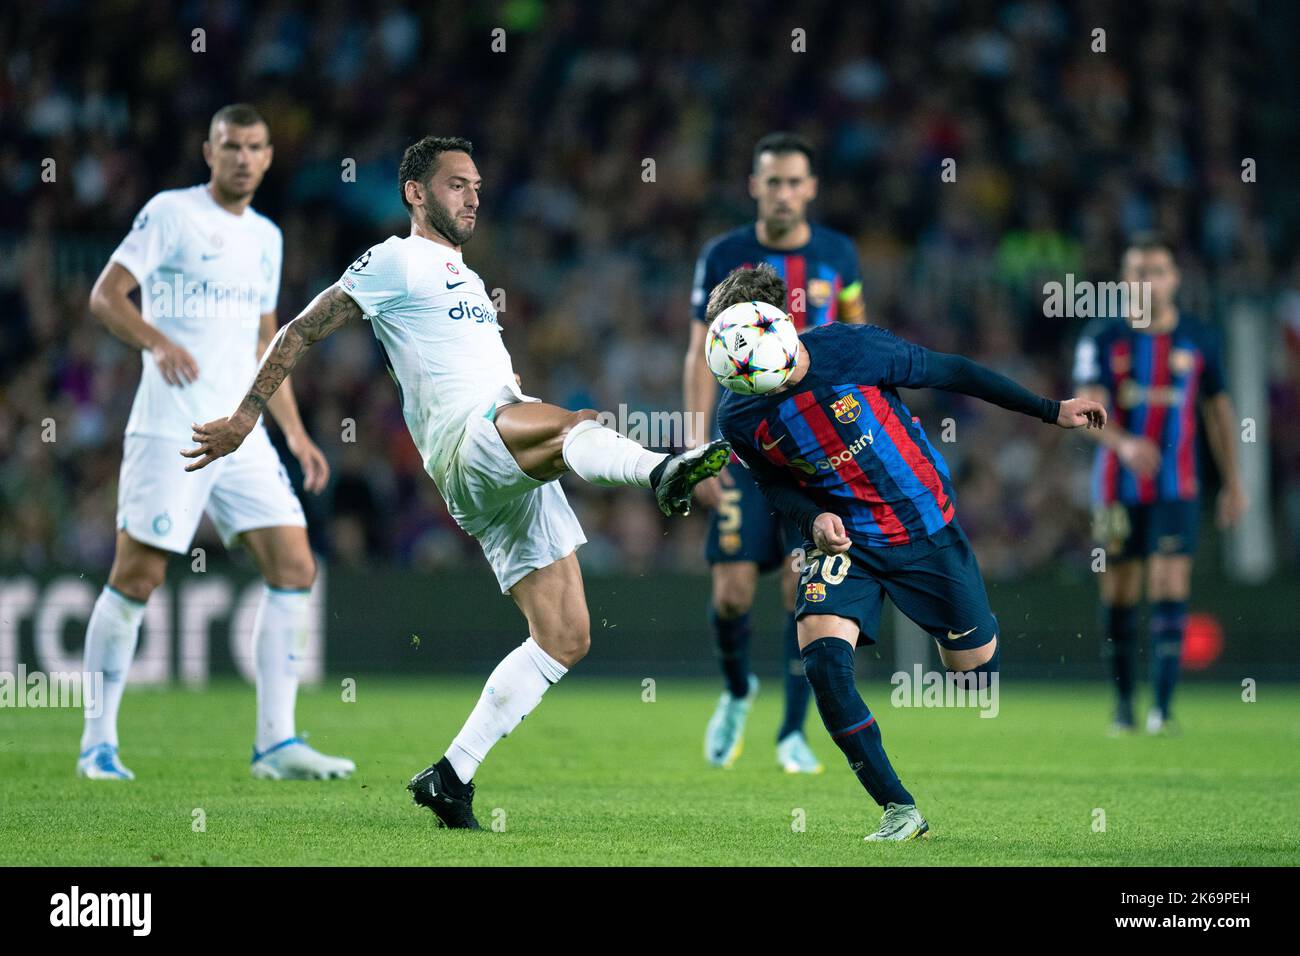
[712,574,756,618]
[1146,560,1190,601]
[549,627,590,668]
[561,408,600,438]
[108,563,165,602]
[536,609,590,668]
[567,627,592,665]
[1101,562,1143,606]
[713,591,753,619]
[939,634,998,672]
[267,551,317,591]
[548,409,601,476]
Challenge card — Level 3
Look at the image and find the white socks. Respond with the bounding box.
[445,636,568,784]
[561,419,667,488]
[80,587,146,751]
[252,585,311,752]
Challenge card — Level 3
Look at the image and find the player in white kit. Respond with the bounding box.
[183,136,730,828]
[78,105,354,781]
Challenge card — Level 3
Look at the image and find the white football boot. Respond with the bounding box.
[76,743,135,780]
[864,802,930,842]
[250,736,355,780]
[704,675,759,767]
[776,730,825,774]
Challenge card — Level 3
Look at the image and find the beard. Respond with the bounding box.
[424,197,474,246]
[214,174,257,203]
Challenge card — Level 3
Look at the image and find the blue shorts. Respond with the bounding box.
[705,462,800,572]
[1092,500,1199,562]
[794,520,997,650]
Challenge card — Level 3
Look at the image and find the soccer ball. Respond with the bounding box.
[705,301,800,395]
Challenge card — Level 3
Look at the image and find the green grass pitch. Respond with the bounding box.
[2,677,1297,866]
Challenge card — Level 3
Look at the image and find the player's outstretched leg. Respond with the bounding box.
[77,532,167,781]
[408,553,585,830]
[493,403,730,516]
[800,628,928,842]
[243,527,355,780]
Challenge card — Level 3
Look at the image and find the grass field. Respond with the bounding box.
[1,677,1297,866]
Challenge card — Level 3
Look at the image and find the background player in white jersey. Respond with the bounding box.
[182,136,730,829]
[78,104,354,782]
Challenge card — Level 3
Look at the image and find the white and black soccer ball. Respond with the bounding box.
[705,301,799,395]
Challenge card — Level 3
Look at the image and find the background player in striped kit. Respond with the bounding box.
[683,133,866,774]
[1074,233,1248,734]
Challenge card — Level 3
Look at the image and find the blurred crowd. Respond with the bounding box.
[2,0,1297,579]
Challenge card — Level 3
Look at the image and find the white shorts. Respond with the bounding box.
[440,409,586,593]
[117,426,307,554]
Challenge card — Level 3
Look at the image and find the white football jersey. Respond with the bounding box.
[335,234,532,479]
[110,185,282,440]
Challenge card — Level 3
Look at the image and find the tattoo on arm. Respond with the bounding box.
[237,286,360,420]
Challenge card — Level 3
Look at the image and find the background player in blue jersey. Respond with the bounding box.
[1073,234,1247,735]
[709,265,1106,841]
[682,133,866,774]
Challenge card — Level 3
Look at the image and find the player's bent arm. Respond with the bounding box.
[1071,383,1166,479]
[1075,385,1129,448]
[1202,391,1246,494]
[88,261,154,350]
[258,310,308,440]
[751,473,823,542]
[750,470,850,555]
[258,309,331,493]
[724,425,824,541]
[683,320,718,448]
[183,285,360,471]
[90,261,199,386]
[239,286,359,420]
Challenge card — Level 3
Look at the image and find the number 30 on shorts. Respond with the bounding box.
[790,546,852,590]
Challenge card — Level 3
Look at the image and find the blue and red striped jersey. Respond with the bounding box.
[1073,315,1226,505]
[691,224,862,330]
[717,324,958,548]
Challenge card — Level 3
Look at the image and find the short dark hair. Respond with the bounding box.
[1124,231,1176,262]
[398,135,474,212]
[705,264,788,324]
[209,103,267,140]
[752,132,816,175]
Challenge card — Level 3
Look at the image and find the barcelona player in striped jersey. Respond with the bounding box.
[683,133,866,774]
[1073,234,1247,735]
[709,264,1106,841]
